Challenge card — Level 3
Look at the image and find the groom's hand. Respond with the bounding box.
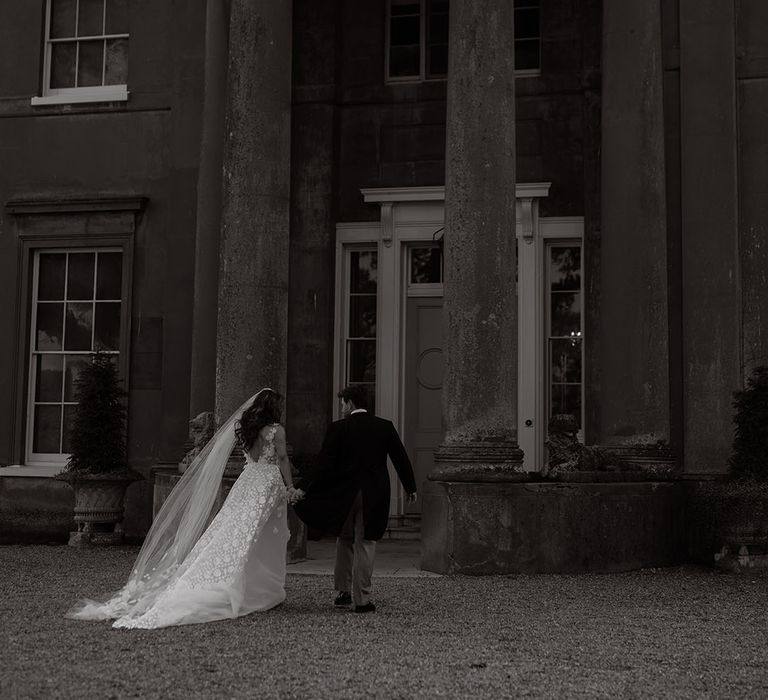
[407,491,417,504]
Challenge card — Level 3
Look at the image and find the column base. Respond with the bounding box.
[430,441,527,482]
[602,444,678,475]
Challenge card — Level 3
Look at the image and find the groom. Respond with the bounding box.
[294,385,417,613]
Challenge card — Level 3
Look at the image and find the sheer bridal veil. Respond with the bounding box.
[67,389,268,622]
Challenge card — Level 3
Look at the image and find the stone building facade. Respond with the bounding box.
[1,1,766,569]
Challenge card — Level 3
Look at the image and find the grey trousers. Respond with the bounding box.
[334,490,376,606]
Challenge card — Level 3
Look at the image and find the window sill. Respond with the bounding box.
[31,86,129,106]
[384,70,540,85]
[0,465,65,478]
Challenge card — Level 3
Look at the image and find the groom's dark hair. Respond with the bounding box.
[337,385,370,411]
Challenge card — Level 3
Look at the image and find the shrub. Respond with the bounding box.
[62,353,128,475]
[729,366,768,481]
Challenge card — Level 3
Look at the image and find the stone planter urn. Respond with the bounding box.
[58,471,142,547]
[711,483,768,572]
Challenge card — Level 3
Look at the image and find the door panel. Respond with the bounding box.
[403,296,443,514]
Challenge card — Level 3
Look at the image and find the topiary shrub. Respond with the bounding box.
[61,353,128,475]
[729,366,768,481]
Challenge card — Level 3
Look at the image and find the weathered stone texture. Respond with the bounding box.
[737,0,768,377]
[599,0,671,456]
[679,0,740,472]
[216,0,292,422]
[421,479,685,574]
[441,0,518,449]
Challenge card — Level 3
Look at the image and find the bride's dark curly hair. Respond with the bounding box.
[235,389,283,452]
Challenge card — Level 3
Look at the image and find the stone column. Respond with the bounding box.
[287,0,338,457]
[598,0,675,470]
[215,0,292,423]
[431,0,521,479]
[422,0,522,575]
[189,0,230,418]
[679,0,739,472]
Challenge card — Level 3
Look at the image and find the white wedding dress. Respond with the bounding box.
[70,423,289,629]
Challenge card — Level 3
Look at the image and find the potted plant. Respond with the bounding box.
[56,353,142,546]
[695,367,768,571]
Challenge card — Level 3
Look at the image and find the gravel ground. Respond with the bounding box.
[1,545,767,699]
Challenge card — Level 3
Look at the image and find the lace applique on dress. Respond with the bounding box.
[112,423,289,629]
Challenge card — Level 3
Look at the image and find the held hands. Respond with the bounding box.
[286,486,306,506]
[407,491,418,504]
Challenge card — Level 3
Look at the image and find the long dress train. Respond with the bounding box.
[71,424,289,630]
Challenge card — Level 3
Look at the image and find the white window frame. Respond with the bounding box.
[384,0,542,84]
[514,0,542,77]
[544,236,585,441]
[26,247,125,467]
[335,243,380,415]
[31,0,129,106]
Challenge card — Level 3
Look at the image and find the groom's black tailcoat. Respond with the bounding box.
[293,412,417,541]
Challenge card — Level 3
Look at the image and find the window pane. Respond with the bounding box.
[550,247,581,291]
[94,302,121,350]
[428,7,449,44]
[62,404,77,454]
[391,15,420,46]
[411,247,442,284]
[50,0,76,39]
[391,1,420,17]
[36,304,64,351]
[427,45,448,77]
[349,296,376,338]
[550,292,581,337]
[551,384,582,429]
[347,340,376,383]
[96,252,122,299]
[515,8,540,40]
[77,40,105,87]
[350,251,377,293]
[67,253,95,300]
[38,253,66,301]
[515,39,540,71]
[105,0,129,34]
[33,405,62,453]
[64,303,94,351]
[390,46,421,77]
[78,0,105,36]
[64,354,92,402]
[550,339,582,383]
[35,355,64,402]
[51,42,77,89]
[104,38,128,85]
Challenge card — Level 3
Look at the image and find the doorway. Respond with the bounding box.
[335,186,581,522]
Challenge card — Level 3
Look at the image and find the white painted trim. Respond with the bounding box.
[334,195,577,504]
[32,86,129,106]
[362,186,447,203]
[25,247,125,465]
[0,465,63,478]
[362,183,552,203]
[34,0,129,107]
[336,222,380,232]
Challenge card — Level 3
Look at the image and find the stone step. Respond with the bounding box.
[383,525,421,541]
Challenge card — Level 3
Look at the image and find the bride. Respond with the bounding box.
[67,388,301,629]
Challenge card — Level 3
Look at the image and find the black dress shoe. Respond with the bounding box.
[353,603,376,613]
[334,592,352,606]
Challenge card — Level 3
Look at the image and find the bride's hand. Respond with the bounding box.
[287,487,305,505]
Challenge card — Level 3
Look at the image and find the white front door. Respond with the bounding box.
[335,187,585,518]
[403,244,444,514]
